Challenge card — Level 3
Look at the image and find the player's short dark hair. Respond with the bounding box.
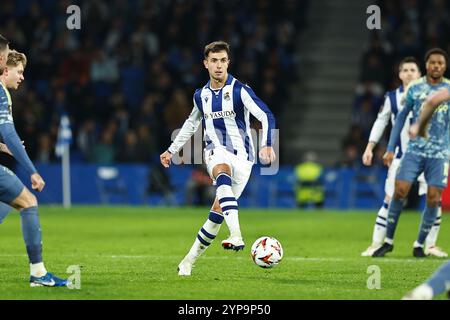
[399,56,420,71]
[0,34,9,52]
[204,41,230,59]
[425,48,448,63]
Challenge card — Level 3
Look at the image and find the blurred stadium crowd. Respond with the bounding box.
[0,0,308,166]
[343,0,450,168]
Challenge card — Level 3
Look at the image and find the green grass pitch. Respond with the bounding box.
[0,206,448,300]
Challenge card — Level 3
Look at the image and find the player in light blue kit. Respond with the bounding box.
[0,36,68,287]
[374,48,450,258]
[360,57,444,257]
[404,87,450,299]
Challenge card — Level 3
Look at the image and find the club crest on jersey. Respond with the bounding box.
[224,92,230,101]
[203,110,236,120]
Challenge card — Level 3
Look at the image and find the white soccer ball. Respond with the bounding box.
[251,236,283,268]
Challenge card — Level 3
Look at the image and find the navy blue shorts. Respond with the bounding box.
[396,152,449,189]
[0,165,24,203]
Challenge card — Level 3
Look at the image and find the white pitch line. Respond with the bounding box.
[0,254,442,264]
[108,255,440,263]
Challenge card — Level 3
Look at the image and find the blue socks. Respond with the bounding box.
[385,198,405,243]
[417,205,439,246]
[20,206,43,264]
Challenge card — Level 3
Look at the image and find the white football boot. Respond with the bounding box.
[402,284,433,300]
[221,236,245,251]
[361,243,382,257]
[425,246,448,258]
[177,257,194,276]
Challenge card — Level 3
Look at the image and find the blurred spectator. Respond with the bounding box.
[342,125,365,155]
[77,119,97,161]
[146,163,177,206]
[337,144,362,169]
[90,128,116,164]
[184,165,215,206]
[294,152,324,209]
[0,0,308,166]
[90,50,119,83]
[116,129,139,163]
[352,96,379,138]
[36,133,55,164]
[135,124,157,163]
[360,53,387,85]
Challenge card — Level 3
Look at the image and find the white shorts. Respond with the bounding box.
[385,158,427,197]
[204,147,253,199]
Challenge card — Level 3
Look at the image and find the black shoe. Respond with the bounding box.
[413,246,427,258]
[372,243,394,257]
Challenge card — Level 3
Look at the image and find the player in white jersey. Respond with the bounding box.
[361,57,447,257]
[160,41,276,276]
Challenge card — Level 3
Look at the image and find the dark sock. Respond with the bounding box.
[20,206,42,264]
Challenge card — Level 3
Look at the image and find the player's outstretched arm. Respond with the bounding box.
[161,102,202,168]
[241,85,277,163]
[410,88,450,139]
[363,96,392,166]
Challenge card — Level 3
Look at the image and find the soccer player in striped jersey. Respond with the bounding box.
[160,41,276,276]
[0,42,68,287]
[373,48,450,258]
[361,57,446,257]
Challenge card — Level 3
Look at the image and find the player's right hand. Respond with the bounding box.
[31,173,45,192]
[160,151,173,168]
[409,123,419,140]
[362,150,373,166]
[382,151,394,168]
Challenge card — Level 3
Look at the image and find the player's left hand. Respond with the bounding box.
[259,146,276,164]
[160,151,173,168]
[31,173,45,192]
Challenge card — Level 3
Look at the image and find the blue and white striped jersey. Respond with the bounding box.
[368,85,411,159]
[168,74,276,163]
